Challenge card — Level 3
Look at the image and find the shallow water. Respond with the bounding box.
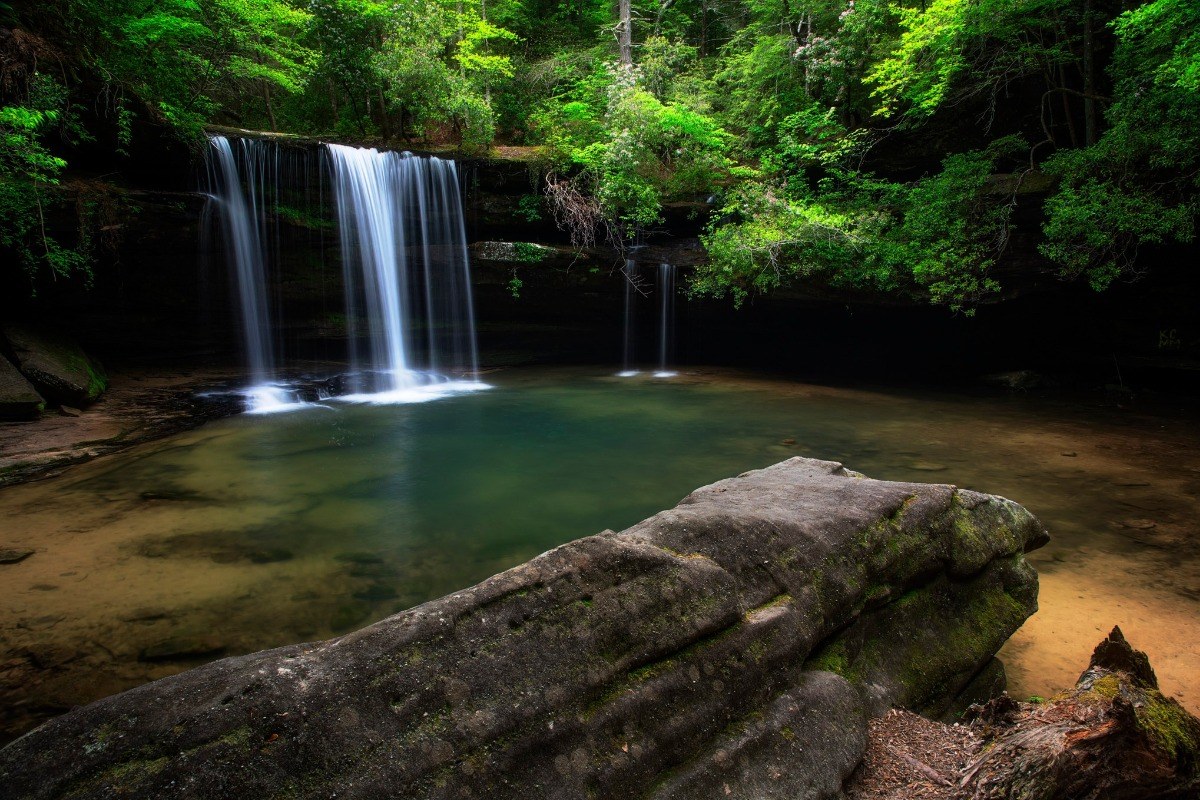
[1,367,1197,741]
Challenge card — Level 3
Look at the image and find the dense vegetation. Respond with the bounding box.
[1,0,1197,310]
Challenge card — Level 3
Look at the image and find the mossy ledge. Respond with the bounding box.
[0,457,1047,800]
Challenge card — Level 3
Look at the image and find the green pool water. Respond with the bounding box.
[2,367,1197,741]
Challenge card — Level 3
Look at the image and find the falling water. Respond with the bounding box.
[205,136,294,412]
[327,144,483,400]
[654,263,677,378]
[205,136,483,410]
[618,260,639,377]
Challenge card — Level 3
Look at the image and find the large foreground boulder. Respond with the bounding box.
[0,457,1047,799]
[0,353,45,419]
[2,323,107,407]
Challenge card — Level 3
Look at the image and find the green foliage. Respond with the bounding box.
[9,0,316,138]
[868,0,1078,120]
[1040,0,1200,289]
[5,0,1197,308]
[369,0,518,150]
[0,89,91,289]
[696,136,1025,312]
[516,195,544,222]
[712,33,807,148]
[534,62,731,234]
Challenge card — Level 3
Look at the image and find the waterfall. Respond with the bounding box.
[205,135,295,412]
[327,144,483,400]
[654,263,677,378]
[618,259,639,376]
[205,135,484,412]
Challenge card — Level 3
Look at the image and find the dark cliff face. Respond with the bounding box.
[4,137,1197,391]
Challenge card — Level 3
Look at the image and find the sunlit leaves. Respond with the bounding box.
[456,14,519,79]
[867,0,1078,119]
[698,137,1024,312]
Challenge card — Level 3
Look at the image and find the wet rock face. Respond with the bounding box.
[0,457,1047,799]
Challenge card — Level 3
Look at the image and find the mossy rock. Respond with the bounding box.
[3,323,108,407]
[470,240,560,264]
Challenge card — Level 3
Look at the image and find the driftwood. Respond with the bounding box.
[959,627,1200,799]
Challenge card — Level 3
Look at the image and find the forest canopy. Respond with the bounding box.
[1,0,1197,310]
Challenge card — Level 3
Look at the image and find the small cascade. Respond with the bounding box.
[654,263,677,378]
[618,259,639,376]
[327,144,484,401]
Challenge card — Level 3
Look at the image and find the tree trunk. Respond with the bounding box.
[1083,0,1098,146]
[1059,65,1079,148]
[617,0,633,68]
[960,628,1200,800]
[262,82,277,131]
[377,87,391,140]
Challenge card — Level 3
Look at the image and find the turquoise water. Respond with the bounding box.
[2,367,1197,741]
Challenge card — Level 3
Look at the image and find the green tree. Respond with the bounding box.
[372,0,518,150]
[0,90,88,289]
[1040,0,1199,289]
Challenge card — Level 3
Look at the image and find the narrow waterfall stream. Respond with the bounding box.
[655,263,677,377]
[206,136,286,410]
[616,261,677,377]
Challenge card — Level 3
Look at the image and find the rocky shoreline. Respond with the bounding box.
[0,367,243,489]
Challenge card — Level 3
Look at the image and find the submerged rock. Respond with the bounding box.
[0,547,35,565]
[0,457,1047,799]
[2,324,108,407]
[138,637,227,663]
